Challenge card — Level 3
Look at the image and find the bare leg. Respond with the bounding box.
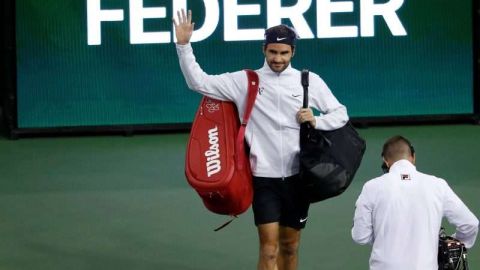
[257,222,280,270]
[277,226,301,270]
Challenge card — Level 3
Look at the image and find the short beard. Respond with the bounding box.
[267,61,290,73]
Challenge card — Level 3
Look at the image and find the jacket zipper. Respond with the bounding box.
[276,76,285,179]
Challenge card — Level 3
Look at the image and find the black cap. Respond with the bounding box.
[264,25,298,46]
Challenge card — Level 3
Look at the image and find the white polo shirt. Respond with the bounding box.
[176,43,348,178]
[352,159,479,270]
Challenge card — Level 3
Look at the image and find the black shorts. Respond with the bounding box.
[252,175,310,230]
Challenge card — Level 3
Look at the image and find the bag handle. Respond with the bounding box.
[300,69,314,135]
[300,69,333,146]
[301,69,309,108]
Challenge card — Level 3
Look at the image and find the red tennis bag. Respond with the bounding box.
[185,70,259,216]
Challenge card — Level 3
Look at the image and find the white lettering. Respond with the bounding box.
[87,0,124,45]
[316,0,358,38]
[129,0,169,44]
[173,0,220,43]
[206,160,221,176]
[267,0,314,39]
[205,126,221,177]
[224,0,264,41]
[86,0,408,45]
[360,0,407,37]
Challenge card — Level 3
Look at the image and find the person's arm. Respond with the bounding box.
[173,9,245,101]
[442,180,479,249]
[307,73,348,130]
[352,183,374,245]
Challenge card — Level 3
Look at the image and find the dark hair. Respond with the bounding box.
[264,24,298,48]
[381,135,415,161]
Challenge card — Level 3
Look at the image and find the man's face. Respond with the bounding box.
[264,43,294,73]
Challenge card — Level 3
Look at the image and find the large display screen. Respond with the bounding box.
[16,0,473,128]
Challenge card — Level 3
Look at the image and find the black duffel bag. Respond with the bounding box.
[299,70,366,203]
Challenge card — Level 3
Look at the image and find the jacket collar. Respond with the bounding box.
[389,159,417,174]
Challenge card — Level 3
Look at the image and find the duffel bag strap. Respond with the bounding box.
[301,69,309,108]
[243,69,259,125]
[235,69,259,170]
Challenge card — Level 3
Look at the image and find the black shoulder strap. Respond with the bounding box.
[301,69,309,108]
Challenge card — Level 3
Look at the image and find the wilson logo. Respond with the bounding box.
[205,126,221,177]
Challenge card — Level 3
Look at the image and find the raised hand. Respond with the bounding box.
[172,9,194,45]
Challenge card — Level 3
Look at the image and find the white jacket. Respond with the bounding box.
[176,43,348,177]
[352,160,479,270]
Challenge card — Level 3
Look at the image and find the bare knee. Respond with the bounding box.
[260,243,279,262]
[279,239,299,258]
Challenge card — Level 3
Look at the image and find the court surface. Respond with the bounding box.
[0,124,478,269]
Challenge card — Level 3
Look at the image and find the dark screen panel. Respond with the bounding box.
[16,0,473,128]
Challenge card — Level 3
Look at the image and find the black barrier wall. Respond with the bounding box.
[1,0,17,138]
[474,0,480,123]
